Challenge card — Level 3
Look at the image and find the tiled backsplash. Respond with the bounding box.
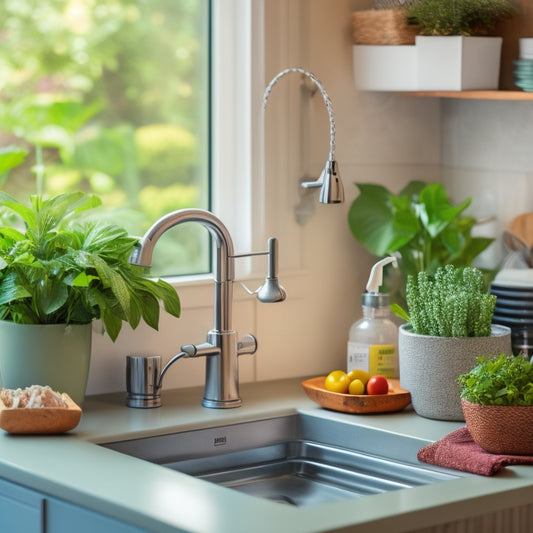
[441,99,533,269]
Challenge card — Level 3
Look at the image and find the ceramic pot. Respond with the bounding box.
[416,35,503,91]
[0,321,92,405]
[399,324,512,421]
[462,399,533,455]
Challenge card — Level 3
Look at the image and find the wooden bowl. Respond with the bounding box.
[0,394,82,434]
[462,398,533,455]
[302,377,411,414]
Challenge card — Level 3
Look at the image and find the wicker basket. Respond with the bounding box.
[352,9,419,45]
[462,399,533,455]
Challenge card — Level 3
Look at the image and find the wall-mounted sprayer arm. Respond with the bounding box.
[262,67,344,204]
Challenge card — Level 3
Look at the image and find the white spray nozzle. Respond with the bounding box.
[366,256,398,293]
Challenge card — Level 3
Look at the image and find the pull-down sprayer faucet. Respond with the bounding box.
[262,67,345,205]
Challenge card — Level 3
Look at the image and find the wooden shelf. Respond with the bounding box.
[407,90,533,101]
[407,0,533,101]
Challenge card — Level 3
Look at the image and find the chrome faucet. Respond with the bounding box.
[126,208,286,409]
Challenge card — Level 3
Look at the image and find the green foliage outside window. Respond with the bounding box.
[0,0,210,276]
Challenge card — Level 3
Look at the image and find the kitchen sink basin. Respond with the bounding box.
[102,413,465,507]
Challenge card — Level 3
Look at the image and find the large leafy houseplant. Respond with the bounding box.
[0,191,181,341]
[347,181,493,304]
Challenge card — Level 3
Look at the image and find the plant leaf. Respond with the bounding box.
[0,146,28,175]
[0,192,37,230]
[416,184,471,238]
[349,184,419,256]
[0,272,31,306]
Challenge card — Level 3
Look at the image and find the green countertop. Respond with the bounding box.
[1,377,533,533]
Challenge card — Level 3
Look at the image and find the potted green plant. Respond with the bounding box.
[0,191,181,404]
[397,265,512,421]
[406,0,517,90]
[459,354,533,454]
[407,0,516,36]
[348,180,493,307]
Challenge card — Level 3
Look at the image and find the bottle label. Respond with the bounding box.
[347,342,397,378]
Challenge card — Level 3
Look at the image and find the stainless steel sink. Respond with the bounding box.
[102,414,465,507]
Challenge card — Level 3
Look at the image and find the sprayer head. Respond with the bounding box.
[318,160,344,204]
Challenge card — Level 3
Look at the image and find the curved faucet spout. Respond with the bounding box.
[129,208,235,284]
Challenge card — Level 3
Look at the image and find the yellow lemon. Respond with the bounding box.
[324,370,350,394]
[348,379,365,395]
[347,369,370,386]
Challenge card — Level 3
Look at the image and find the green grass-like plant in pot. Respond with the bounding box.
[397,265,512,421]
[0,191,181,403]
[459,354,533,454]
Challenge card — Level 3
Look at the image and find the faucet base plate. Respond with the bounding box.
[127,394,162,409]
[202,397,242,409]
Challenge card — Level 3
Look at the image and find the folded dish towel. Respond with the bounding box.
[417,427,533,476]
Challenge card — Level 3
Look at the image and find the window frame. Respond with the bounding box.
[167,0,308,309]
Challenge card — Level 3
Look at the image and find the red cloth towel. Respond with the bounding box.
[417,427,533,476]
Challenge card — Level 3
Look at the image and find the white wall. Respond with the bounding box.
[86,0,442,397]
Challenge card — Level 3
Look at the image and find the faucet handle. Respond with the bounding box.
[237,334,257,356]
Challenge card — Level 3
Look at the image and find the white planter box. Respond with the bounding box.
[416,35,503,91]
[353,44,417,91]
[353,36,503,92]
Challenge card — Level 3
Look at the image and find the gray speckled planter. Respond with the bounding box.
[399,324,512,421]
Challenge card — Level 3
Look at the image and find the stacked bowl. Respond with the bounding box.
[514,38,533,92]
[514,60,533,92]
[491,272,533,357]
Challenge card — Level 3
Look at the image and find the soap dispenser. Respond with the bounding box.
[347,257,399,378]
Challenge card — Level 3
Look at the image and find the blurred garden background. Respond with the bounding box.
[0,0,210,276]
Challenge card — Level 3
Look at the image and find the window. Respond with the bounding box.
[0,0,211,277]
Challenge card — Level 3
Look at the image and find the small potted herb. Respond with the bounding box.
[459,354,533,454]
[397,265,511,421]
[0,191,181,403]
[406,0,516,36]
[405,0,517,90]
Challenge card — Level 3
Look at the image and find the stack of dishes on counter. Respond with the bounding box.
[491,270,533,357]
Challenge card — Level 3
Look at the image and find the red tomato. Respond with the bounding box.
[366,375,389,395]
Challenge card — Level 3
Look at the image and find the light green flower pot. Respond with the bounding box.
[0,321,92,405]
[399,323,512,421]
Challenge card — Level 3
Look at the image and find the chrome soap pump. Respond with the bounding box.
[347,257,399,378]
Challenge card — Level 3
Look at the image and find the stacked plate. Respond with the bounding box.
[491,275,533,356]
[513,59,533,92]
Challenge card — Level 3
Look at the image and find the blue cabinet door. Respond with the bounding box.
[46,498,149,533]
[0,477,44,533]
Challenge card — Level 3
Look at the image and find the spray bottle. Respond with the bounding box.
[347,257,399,378]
